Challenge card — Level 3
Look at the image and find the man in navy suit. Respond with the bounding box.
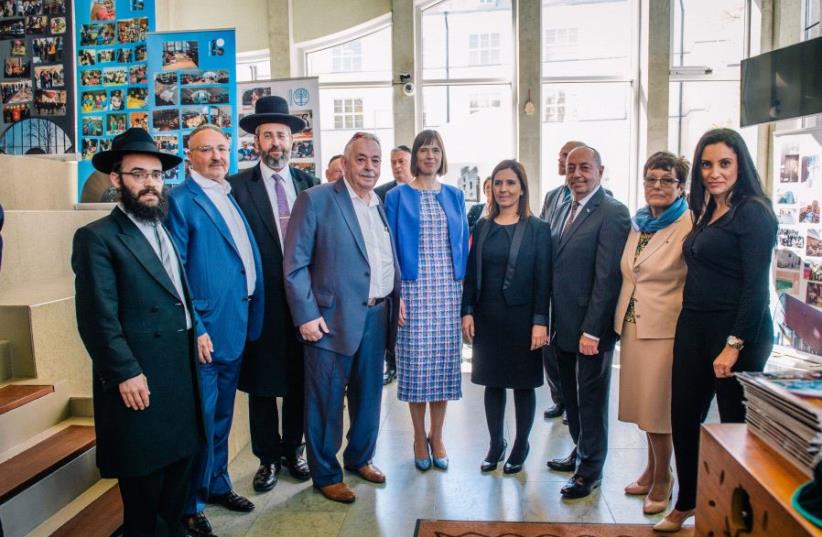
[284,132,400,504]
[166,124,264,537]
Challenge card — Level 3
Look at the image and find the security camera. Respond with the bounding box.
[402,82,415,96]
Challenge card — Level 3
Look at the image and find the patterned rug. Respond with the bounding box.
[413,520,695,537]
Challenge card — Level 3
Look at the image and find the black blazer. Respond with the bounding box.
[462,215,552,325]
[551,187,630,353]
[71,207,203,478]
[374,179,397,203]
[228,164,319,396]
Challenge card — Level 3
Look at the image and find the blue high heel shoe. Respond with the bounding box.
[414,440,432,471]
[428,438,449,470]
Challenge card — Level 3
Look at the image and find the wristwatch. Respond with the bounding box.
[726,335,745,350]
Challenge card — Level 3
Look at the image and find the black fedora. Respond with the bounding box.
[239,95,306,135]
[92,127,182,173]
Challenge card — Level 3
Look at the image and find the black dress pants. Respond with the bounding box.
[556,348,613,479]
[671,308,772,511]
[118,455,194,537]
[542,344,564,407]
[248,392,304,464]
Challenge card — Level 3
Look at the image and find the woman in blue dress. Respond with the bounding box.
[384,130,469,471]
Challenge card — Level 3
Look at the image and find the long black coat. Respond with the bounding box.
[71,207,203,478]
[228,164,319,396]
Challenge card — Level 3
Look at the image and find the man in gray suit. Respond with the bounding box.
[539,140,586,420]
[283,132,400,504]
[546,146,630,499]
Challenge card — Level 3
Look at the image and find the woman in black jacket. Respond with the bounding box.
[462,160,551,474]
[657,129,778,532]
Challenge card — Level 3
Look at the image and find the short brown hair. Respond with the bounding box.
[410,129,448,177]
[488,159,531,219]
[643,151,689,183]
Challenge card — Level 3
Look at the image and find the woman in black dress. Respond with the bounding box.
[656,129,778,532]
[462,160,551,474]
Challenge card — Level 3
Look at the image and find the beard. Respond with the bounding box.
[119,184,168,223]
[260,144,289,170]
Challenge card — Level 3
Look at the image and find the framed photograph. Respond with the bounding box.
[80,89,107,112]
[207,105,231,128]
[808,229,822,258]
[805,260,822,283]
[209,38,224,56]
[1,80,32,104]
[34,65,64,89]
[126,87,147,109]
[3,102,31,122]
[25,16,49,35]
[155,134,179,154]
[780,153,800,183]
[82,115,104,136]
[80,68,102,87]
[78,49,95,66]
[90,0,115,20]
[153,108,180,131]
[181,107,207,129]
[129,111,148,130]
[807,282,822,308]
[155,83,178,106]
[181,70,229,86]
[44,0,67,16]
[82,138,101,159]
[291,139,314,159]
[775,270,801,296]
[117,17,148,44]
[80,23,115,46]
[103,67,127,86]
[109,89,124,110]
[107,113,126,135]
[31,36,63,63]
[162,40,199,70]
[778,227,805,249]
[10,39,26,56]
[0,19,25,40]
[181,86,228,105]
[4,57,31,78]
[241,86,270,108]
[49,17,66,34]
[33,88,66,115]
[776,248,802,271]
[128,63,147,84]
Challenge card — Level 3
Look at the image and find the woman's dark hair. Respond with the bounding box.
[689,128,773,226]
[644,151,690,183]
[410,129,448,177]
[488,159,531,219]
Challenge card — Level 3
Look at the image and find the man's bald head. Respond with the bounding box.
[559,140,586,177]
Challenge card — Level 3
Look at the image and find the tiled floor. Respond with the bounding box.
[209,366,697,537]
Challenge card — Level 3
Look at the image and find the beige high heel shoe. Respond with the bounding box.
[653,508,695,532]
[643,478,674,515]
[624,480,652,495]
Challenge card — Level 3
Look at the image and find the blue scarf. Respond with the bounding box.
[632,196,688,233]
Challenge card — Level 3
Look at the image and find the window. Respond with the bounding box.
[331,42,362,73]
[236,49,271,82]
[543,90,565,123]
[333,98,364,129]
[468,32,500,66]
[544,27,579,60]
[468,92,501,114]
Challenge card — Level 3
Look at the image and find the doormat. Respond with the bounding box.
[413,519,694,537]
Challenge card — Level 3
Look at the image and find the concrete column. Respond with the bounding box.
[639,0,670,160]
[268,0,291,79]
[392,0,416,146]
[515,0,542,212]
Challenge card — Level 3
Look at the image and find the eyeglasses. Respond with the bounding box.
[192,145,229,154]
[120,170,164,182]
[643,176,680,187]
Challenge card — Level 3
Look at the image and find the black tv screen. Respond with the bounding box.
[740,36,822,127]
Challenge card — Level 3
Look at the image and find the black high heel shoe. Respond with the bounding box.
[481,440,507,472]
[503,443,530,475]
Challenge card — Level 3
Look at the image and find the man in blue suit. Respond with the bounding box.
[284,131,400,504]
[165,124,264,537]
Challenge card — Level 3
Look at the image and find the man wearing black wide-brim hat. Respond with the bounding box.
[228,95,319,492]
[71,128,204,537]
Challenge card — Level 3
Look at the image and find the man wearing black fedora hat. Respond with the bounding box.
[228,95,319,492]
[71,128,204,537]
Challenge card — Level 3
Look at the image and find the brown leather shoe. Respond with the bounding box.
[316,482,356,503]
[345,463,386,483]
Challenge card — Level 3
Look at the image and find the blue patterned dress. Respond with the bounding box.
[396,190,463,403]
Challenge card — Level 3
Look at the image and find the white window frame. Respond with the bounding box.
[333,98,364,129]
[331,41,363,73]
[468,32,501,66]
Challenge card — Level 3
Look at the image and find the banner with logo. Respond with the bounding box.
[144,28,238,183]
[75,0,154,202]
[237,76,320,177]
[0,0,75,156]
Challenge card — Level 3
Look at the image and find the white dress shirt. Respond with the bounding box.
[258,161,297,249]
[119,205,192,329]
[342,178,395,299]
[191,170,257,295]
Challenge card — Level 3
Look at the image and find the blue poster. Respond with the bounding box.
[74,0,155,202]
[145,29,237,183]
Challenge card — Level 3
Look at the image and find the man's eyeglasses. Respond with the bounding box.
[120,170,164,182]
[643,176,680,187]
[192,145,230,154]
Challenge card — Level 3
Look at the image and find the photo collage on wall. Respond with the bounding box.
[75,0,154,202]
[773,130,822,356]
[0,0,75,154]
[237,78,319,176]
[146,29,237,182]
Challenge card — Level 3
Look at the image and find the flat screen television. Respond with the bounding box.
[740,36,822,127]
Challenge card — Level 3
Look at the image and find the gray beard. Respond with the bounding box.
[261,151,288,170]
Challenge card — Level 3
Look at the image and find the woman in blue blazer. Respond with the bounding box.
[384,130,469,471]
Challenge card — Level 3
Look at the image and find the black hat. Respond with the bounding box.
[239,95,306,134]
[91,127,182,173]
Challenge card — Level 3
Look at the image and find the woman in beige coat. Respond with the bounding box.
[614,152,692,515]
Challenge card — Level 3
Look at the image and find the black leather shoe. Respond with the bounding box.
[383,367,396,385]
[480,439,507,472]
[183,512,216,537]
[543,404,565,419]
[503,443,529,475]
[207,490,255,512]
[561,474,602,499]
[281,445,311,481]
[253,462,280,492]
[547,448,577,472]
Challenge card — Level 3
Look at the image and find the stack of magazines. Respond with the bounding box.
[737,371,822,477]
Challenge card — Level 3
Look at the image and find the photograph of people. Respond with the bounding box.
[461,160,550,474]
[613,151,691,516]
[384,129,469,472]
[658,129,778,532]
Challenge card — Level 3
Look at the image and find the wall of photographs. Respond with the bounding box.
[773,128,822,357]
[74,0,154,202]
[237,77,320,177]
[145,29,237,182]
[0,0,74,155]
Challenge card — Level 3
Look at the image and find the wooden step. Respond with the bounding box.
[0,425,95,503]
[0,384,53,415]
[50,484,123,537]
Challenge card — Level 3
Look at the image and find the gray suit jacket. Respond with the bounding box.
[283,179,401,356]
[551,187,630,353]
